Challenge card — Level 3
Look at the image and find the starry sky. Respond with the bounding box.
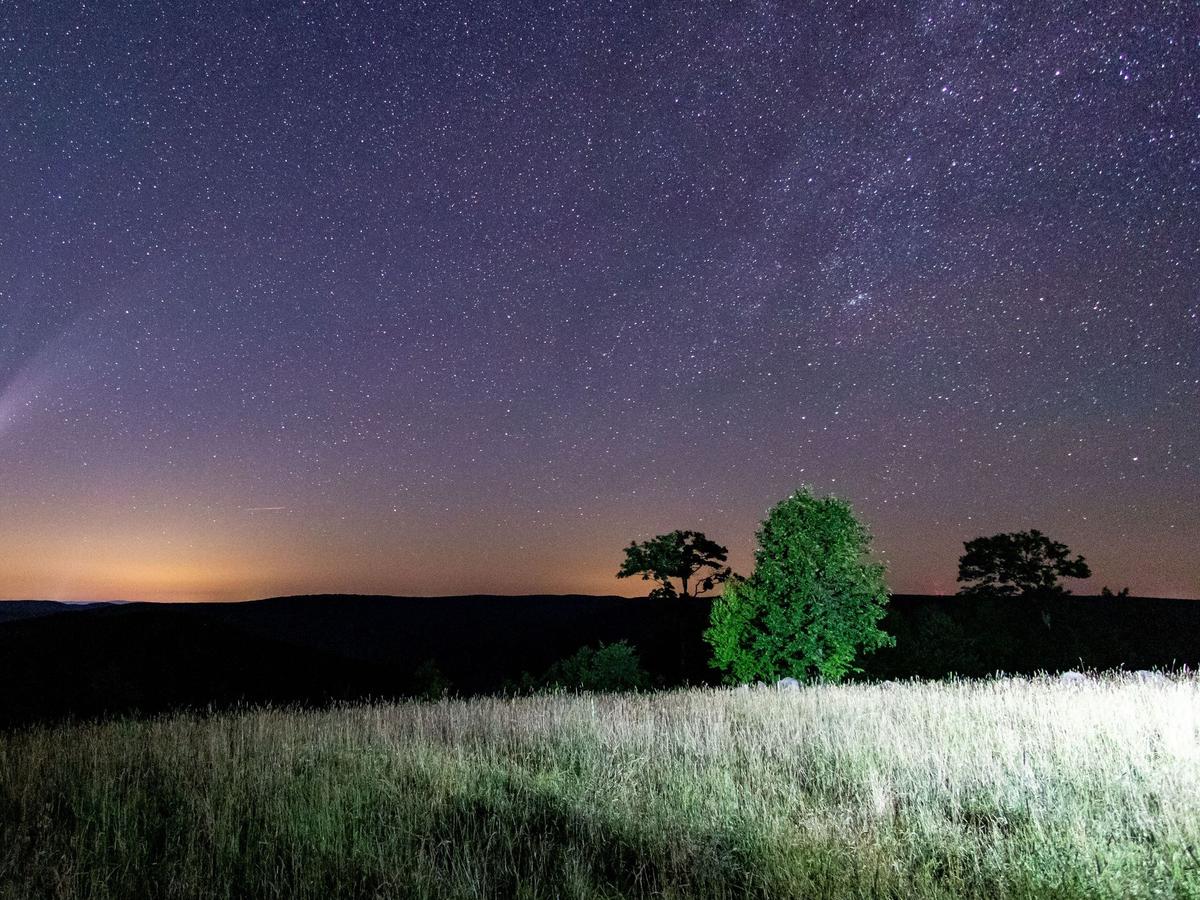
[1,1,1197,602]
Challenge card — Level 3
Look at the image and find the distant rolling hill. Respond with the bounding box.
[1,592,1198,728]
[0,594,705,728]
[0,601,394,728]
[0,600,113,624]
[196,594,699,688]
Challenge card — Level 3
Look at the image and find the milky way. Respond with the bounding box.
[1,1,1196,600]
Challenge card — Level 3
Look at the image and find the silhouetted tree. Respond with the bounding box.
[1100,586,1131,598]
[617,530,731,679]
[957,530,1091,600]
[705,488,893,683]
[617,530,732,599]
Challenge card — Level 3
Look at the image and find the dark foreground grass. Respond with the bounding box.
[2,678,1199,898]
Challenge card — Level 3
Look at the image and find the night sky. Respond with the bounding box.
[1,1,1196,602]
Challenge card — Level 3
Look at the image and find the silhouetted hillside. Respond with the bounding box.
[198,594,710,691]
[0,602,395,728]
[0,595,712,728]
[1,593,1198,728]
[0,600,111,624]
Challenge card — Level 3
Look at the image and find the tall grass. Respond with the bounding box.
[2,677,1199,898]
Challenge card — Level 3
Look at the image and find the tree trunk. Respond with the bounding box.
[677,579,689,682]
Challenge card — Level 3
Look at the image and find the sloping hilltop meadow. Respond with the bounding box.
[2,676,1198,899]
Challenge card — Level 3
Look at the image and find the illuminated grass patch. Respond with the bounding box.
[2,677,1198,898]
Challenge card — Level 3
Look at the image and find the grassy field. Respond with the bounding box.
[2,677,1199,899]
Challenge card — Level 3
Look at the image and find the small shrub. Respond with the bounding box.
[412,659,452,700]
[540,641,651,692]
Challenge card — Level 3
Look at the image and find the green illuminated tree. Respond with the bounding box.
[706,488,893,683]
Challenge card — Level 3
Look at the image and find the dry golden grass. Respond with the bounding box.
[2,676,1199,898]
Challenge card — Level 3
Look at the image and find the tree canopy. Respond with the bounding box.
[957,530,1091,599]
[616,530,732,600]
[705,488,893,683]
